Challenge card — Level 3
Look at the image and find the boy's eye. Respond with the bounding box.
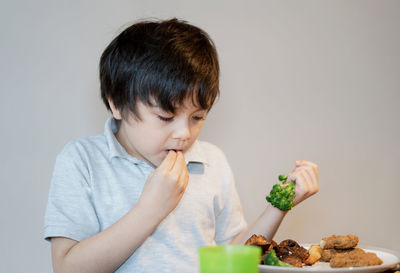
[157,115,174,122]
[192,116,205,121]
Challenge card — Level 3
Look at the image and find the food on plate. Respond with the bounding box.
[263,249,294,267]
[320,234,383,268]
[245,235,309,267]
[280,255,303,267]
[266,174,296,211]
[245,234,277,263]
[245,233,384,268]
[245,234,276,252]
[320,247,365,262]
[330,249,383,267]
[304,244,323,265]
[244,234,273,265]
[320,234,359,249]
[276,239,309,263]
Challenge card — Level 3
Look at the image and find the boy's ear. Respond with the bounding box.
[108,99,122,120]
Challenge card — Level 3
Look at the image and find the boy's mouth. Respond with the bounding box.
[166,149,183,153]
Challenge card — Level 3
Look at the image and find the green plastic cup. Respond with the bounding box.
[198,245,261,273]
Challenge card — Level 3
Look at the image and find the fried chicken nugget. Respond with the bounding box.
[330,251,383,268]
[320,234,359,249]
[321,248,365,262]
[304,245,323,265]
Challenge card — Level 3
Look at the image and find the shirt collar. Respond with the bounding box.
[104,117,208,165]
[104,117,141,164]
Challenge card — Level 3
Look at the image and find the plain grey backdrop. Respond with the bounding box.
[1,0,399,272]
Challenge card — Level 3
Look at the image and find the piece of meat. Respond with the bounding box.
[321,247,365,262]
[245,234,269,247]
[330,250,383,267]
[279,239,301,248]
[270,240,278,250]
[245,234,277,264]
[321,234,359,249]
[245,234,277,253]
[275,245,290,258]
[281,255,303,267]
[273,239,309,267]
[277,239,310,262]
[292,245,309,262]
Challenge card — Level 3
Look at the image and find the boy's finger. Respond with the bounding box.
[170,151,187,177]
[287,168,308,184]
[179,166,190,188]
[177,154,190,190]
[158,150,177,172]
[286,172,296,183]
[295,161,318,185]
[296,160,317,169]
[305,166,318,188]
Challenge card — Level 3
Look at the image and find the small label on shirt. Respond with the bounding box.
[187,161,204,174]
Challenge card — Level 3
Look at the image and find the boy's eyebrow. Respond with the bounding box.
[152,105,207,114]
[150,101,204,110]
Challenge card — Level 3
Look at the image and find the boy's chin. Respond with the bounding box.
[151,153,169,168]
[147,160,159,169]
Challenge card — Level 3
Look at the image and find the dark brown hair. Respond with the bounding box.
[99,18,220,119]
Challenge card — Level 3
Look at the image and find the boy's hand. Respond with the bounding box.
[137,151,189,220]
[286,160,319,206]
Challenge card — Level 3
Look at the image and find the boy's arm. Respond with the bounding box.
[51,203,162,273]
[230,204,286,244]
[51,151,189,273]
[231,160,319,244]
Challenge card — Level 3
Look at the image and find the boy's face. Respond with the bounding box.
[110,98,207,168]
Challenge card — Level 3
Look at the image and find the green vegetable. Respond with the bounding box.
[278,174,288,182]
[264,249,294,267]
[266,174,296,211]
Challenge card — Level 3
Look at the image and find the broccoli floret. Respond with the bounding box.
[278,174,288,182]
[266,174,296,211]
[264,249,295,267]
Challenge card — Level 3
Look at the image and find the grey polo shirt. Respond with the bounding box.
[44,117,247,273]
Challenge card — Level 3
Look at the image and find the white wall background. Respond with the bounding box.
[1,0,399,272]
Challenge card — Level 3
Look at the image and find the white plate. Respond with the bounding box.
[258,244,400,273]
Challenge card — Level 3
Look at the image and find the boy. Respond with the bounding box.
[44,18,318,273]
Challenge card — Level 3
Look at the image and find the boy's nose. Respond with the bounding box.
[172,120,191,141]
